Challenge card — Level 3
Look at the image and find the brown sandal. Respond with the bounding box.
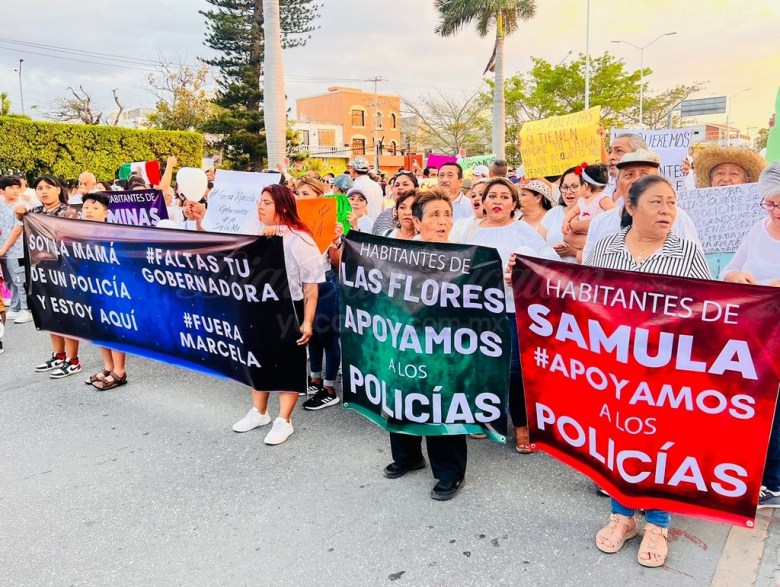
[515,426,533,454]
[85,370,112,385]
[92,371,128,391]
[637,523,668,567]
[596,514,638,553]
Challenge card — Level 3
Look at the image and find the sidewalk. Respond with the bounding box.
[0,324,777,586]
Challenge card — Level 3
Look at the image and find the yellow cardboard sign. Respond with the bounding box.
[519,107,602,177]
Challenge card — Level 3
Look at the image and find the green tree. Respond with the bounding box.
[624,82,706,130]
[435,0,537,159]
[146,60,223,131]
[200,0,320,170]
[754,128,769,151]
[402,90,490,156]
[0,92,11,116]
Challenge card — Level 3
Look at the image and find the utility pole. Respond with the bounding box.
[366,75,386,172]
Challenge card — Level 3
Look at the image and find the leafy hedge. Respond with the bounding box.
[0,117,203,181]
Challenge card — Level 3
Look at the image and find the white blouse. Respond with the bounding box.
[721,218,780,285]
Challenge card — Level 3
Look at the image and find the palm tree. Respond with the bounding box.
[263,0,287,170]
[435,0,537,160]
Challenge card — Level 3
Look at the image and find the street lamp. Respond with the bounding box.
[15,59,24,115]
[726,88,751,146]
[612,32,676,127]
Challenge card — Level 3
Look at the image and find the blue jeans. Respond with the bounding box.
[506,313,526,427]
[611,499,670,528]
[308,270,341,384]
[763,403,780,491]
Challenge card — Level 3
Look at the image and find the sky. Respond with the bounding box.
[1,0,778,137]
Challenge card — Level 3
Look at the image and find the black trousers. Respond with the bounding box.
[389,433,467,482]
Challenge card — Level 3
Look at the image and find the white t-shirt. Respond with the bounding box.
[353,175,384,219]
[279,227,326,300]
[459,220,561,313]
[357,215,374,233]
[721,218,780,285]
[582,198,701,263]
[451,193,474,220]
[541,205,577,263]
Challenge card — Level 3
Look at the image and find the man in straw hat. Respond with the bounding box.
[693,146,766,188]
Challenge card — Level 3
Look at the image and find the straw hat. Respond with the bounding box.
[693,146,766,188]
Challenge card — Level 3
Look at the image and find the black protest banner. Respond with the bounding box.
[340,231,510,442]
[24,214,305,393]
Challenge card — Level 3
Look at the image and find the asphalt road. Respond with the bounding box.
[1,322,777,586]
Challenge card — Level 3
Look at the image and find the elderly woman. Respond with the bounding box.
[586,175,710,568]
[693,146,766,188]
[722,162,780,509]
[518,179,554,239]
[384,189,467,501]
[232,184,325,443]
[459,177,560,453]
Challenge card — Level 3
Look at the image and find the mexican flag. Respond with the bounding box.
[118,161,161,186]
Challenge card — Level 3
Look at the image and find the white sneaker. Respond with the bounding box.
[264,417,294,445]
[0,318,4,338]
[13,310,33,324]
[5,310,21,320]
[232,407,271,433]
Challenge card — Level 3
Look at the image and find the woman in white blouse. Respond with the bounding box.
[232,184,325,445]
[458,177,560,454]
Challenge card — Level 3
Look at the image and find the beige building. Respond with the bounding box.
[296,86,404,175]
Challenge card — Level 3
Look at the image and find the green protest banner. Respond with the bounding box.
[458,154,496,176]
[340,231,510,442]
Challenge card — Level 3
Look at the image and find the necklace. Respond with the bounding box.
[627,230,664,264]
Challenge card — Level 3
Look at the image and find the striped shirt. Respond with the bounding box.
[585,227,712,279]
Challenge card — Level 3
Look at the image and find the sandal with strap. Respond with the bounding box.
[92,371,128,391]
[85,369,112,385]
[596,514,638,554]
[515,426,533,454]
[637,523,668,568]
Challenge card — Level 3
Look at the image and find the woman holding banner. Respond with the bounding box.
[586,175,710,568]
[383,189,467,501]
[722,162,780,509]
[460,177,559,453]
[232,184,325,444]
[292,177,345,411]
[15,177,83,379]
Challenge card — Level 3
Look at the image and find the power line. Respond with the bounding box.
[0,37,159,66]
[0,44,156,72]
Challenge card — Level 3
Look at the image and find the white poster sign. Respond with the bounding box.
[202,170,281,234]
[612,128,692,192]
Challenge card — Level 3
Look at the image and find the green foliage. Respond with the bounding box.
[200,0,320,170]
[0,117,202,181]
[1,92,11,116]
[145,62,224,131]
[754,128,769,151]
[435,0,537,38]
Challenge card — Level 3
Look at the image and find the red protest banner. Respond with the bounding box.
[512,256,780,527]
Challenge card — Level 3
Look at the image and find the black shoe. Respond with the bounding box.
[383,459,426,479]
[431,479,463,501]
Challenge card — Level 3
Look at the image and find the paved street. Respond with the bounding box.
[1,322,778,586]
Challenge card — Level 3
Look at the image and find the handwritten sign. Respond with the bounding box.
[458,154,496,177]
[297,198,337,253]
[520,107,601,177]
[326,193,352,235]
[677,183,764,253]
[202,170,281,234]
[612,128,692,192]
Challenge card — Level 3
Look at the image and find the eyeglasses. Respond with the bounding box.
[759,200,780,211]
[560,184,581,192]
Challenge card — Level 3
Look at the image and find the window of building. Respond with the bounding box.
[352,138,366,155]
[351,109,365,127]
[299,130,310,146]
[391,113,397,129]
[318,129,335,146]
[390,141,397,155]
[376,111,383,129]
